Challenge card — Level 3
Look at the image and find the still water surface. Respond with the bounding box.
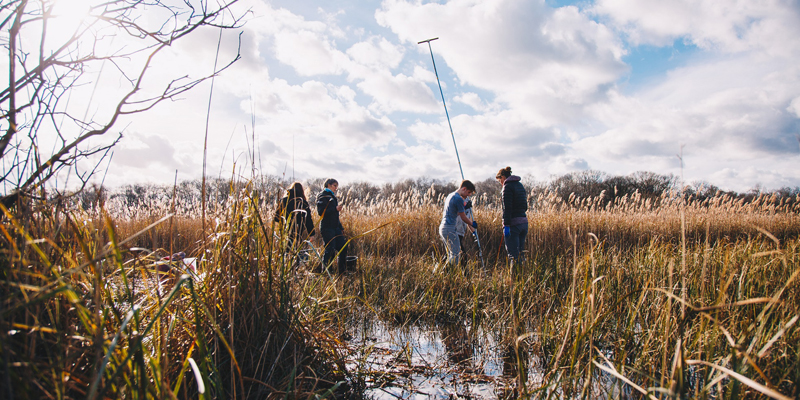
[346,319,544,399]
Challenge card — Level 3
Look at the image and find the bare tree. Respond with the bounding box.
[0,0,245,206]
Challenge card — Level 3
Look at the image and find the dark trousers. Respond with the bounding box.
[504,223,528,261]
[458,235,467,267]
[321,227,347,273]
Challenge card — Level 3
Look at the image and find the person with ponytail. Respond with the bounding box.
[274,182,316,263]
[496,167,528,263]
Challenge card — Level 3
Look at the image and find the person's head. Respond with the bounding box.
[324,178,339,193]
[458,180,476,198]
[496,166,512,185]
[287,182,306,200]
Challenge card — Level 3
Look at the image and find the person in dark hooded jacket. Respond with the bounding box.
[274,182,316,262]
[316,178,348,273]
[496,166,528,262]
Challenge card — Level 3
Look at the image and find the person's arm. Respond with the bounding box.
[316,194,325,215]
[317,193,336,218]
[502,185,513,225]
[337,197,344,231]
[458,212,475,233]
[326,196,342,229]
[303,202,315,236]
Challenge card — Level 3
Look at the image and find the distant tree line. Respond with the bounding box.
[65,170,800,215]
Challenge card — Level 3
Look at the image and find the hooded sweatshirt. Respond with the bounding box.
[501,175,528,227]
[316,188,344,231]
[274,191,315,236]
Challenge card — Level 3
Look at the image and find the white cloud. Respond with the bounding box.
[592,0,800,55]
[341,38,442,114]
[237,4,441,116]
[377,0,628,127]
[412,65,437,83]
[274,30,348,76]
[454,92,486,111]
[581,52,800,165]
[346,36,404,69]
[243,3,330,38]
[707,162,800,193]
[357,72,440,114]
[400,144,464,180]
[114,133,182,170]
[250,79,397,150]
[406,108,568,182]
[789,97,800,118]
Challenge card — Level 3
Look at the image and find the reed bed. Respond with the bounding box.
[2,181,798,399]
[1,183,350,399]
[335,187,800,398]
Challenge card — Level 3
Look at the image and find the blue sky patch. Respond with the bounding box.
[620,39,700,92]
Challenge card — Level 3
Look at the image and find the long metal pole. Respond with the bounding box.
[418,37,464,180]
[419,37,486,270]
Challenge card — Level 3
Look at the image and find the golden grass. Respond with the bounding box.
[2,182,798,398]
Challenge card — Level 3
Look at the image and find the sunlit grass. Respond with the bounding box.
[2,181,798,398]
[1,181,348,399]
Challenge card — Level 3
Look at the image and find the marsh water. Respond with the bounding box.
[342,317,648,399]
[118,260,632,398]
[345,319,546,399]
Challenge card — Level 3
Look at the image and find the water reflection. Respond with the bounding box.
[440,322,473,370]
[499,343,527,399]
[347,319,523,399]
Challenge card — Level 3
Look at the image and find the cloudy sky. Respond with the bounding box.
[83,0,800,191]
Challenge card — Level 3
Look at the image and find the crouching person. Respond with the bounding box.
[316,178,348,273]
[439,180,477,267]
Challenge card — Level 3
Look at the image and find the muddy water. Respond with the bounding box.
[346,319,544,399]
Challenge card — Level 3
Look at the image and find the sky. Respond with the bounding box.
[42,0,800,191]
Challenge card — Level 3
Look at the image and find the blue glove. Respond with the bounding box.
[472,221,478,229]
[503,226,510,236]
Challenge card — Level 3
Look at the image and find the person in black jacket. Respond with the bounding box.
[316,178,348,273]
[496,166,528,263]
[273,182,316,264]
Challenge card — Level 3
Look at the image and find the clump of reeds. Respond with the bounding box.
[0,180,351,399]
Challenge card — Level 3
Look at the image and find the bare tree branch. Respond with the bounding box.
[0,0,246,206]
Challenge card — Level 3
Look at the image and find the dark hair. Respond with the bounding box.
[496,166,512,179]
[287,182,306,201]
[324,178,338,188]
[460,180,476,192]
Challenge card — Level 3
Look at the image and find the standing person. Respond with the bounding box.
[273,182,316,263]
[316,178,348,273]
[496,167,528,263]
[440,180,477,267]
